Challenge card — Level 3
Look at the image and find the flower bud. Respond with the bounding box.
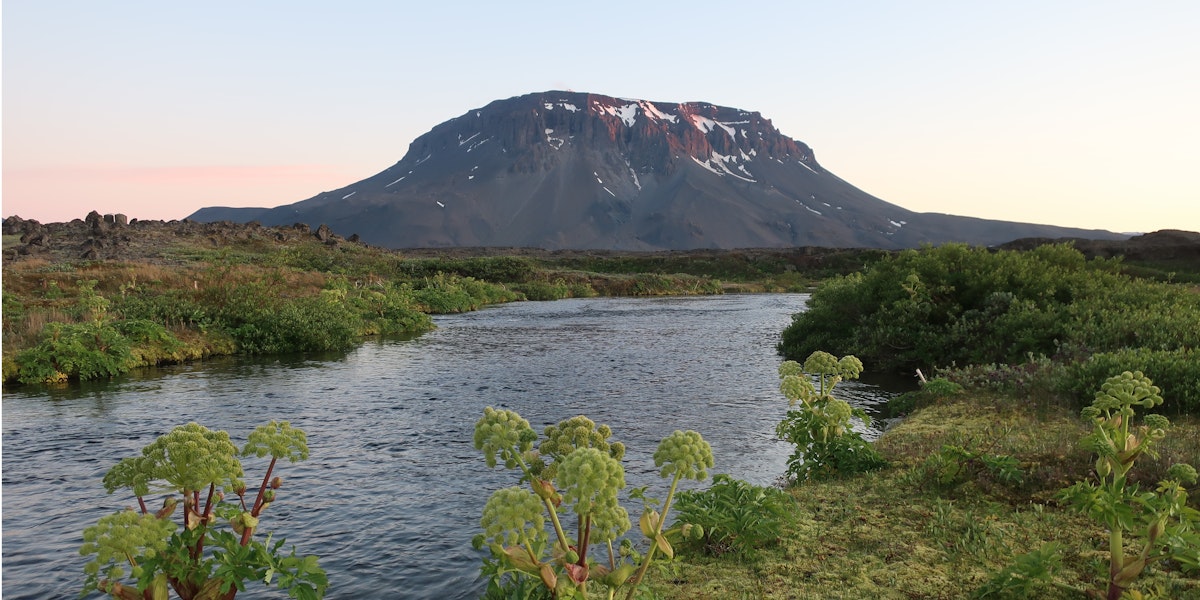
[270,477,282,489]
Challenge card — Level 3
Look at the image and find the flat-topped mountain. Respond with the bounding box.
[189,91,1124,249]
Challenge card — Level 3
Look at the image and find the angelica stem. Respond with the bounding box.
[625,472,682,600]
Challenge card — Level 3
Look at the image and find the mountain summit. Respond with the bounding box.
[189,91,1123,249]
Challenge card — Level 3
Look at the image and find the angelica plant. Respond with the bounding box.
[1059,371,1200,600]
[79,421,326,600]
[776,351,886,482]
[472,409,712,600]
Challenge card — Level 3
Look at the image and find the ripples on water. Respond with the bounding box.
[1,294,903,599]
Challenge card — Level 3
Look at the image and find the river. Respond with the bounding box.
[1,294,903,599]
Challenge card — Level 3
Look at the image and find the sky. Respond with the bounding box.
[3,1,1199,234]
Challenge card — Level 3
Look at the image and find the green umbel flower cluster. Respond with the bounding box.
[779,371,817,407]
[1087,370,1163,417]
[474,407,537,469]
[104,422,244,496]
[802,351,841,376]
[480,486,546,547]
[80,509,176,582]
[588,497,631,544]
[243,420,309,462]
[538,415,626,480]
[557,447,626,516]
[654,430,713,482]
[541,416,626,463]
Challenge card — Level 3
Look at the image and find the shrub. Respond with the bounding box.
[673,474,798,557]
[513,280,571,301]
[1060,348,1200,414]
[16,321,133,383]
[779,243,1199,376]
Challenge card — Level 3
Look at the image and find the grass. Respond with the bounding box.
[643,395,1200,599]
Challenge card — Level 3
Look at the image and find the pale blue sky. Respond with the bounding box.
[4,1,1198,233]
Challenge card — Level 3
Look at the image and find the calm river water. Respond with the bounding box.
[2,294,903,599]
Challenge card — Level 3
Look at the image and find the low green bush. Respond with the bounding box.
[1060,348,1200,414]
[674,474,798,557]
[513,280,570,301]
[779,243,1200,377]
[16,321,133,383]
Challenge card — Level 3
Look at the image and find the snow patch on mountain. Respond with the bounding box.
[544,101,581,112]
[638,100,678,123]
[688,114,737,137]
[592,101,639,127]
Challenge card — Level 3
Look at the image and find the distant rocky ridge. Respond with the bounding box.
[2,211,362,264]
[4,212,1194,269]
[187,91,1126,250]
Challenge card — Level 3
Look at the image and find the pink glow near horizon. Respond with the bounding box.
[2,164,362,223]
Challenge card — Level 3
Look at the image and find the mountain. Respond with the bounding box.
[188,91,1126,249]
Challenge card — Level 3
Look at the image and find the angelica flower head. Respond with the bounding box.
[803,351,841,376]
[80,509,176,585]
[480,486,546,547]
[1094,371,1163,413]
[104,422,244,496]
[557,447,626,516]
[654,430,714,482]
[539,415,625,479]
[474,407,537,470]
[780,374,817,407]
[243,420,309,463]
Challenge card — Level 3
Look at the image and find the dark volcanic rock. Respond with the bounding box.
[186,91,1126,250]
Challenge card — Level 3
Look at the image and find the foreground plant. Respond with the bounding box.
[776,351,887,482]
[79,421,327,600]
[472,408,712,599]
[1059,371,1200,599]
[673,474,798,557]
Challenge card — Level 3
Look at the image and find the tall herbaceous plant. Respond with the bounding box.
[472,409,712,599]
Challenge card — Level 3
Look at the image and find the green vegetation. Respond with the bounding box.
[641,384,1200,599]
[80,421,326,600]
[12,237,855,384]
[673,475,799,558]
[775,352,887,482]
[779,243,1200,411]
[471,409,714,599]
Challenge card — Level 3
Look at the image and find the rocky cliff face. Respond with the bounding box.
[189,91,1125,249]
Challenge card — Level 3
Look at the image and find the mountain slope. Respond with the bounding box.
[189,91,1124,249]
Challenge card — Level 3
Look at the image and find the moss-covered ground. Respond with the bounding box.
[645,395,1200,599]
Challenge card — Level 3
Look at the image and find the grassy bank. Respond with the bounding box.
[645,393,1200,599]
[3,226,890,384]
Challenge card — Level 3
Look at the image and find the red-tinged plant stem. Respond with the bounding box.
[578,517,591,566]
[241,457,277,546]
[136,496,148,515]
[191,483,217,561]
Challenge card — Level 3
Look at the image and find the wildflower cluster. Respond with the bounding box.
[539,415,625,479]
[775,351,886,482]
[481,486,547,548]
[1059,371,1200,597]
[81,510,176,584]
[654,430,714,482]
[472,408,713,599]
[79,422,326,600]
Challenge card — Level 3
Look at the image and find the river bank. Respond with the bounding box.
[644,392,1200,599]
